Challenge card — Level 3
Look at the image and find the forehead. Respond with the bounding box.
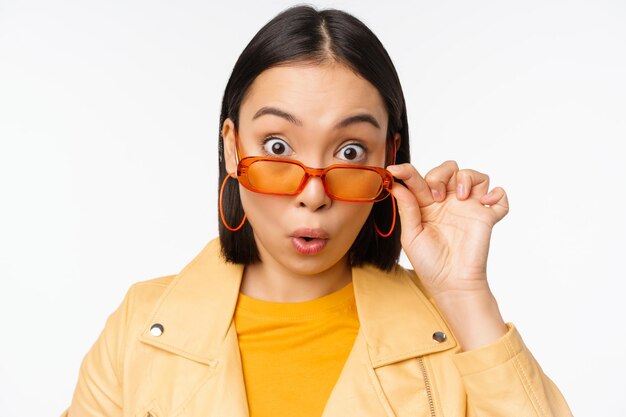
[239,63,388,129]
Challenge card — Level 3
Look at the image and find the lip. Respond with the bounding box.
[290,228,329,255]
[291,228,330,240]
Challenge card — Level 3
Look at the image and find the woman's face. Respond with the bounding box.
[222,62,393,276]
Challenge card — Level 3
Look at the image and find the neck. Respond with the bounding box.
[239,251,352,302]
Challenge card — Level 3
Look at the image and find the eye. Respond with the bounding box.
[337,143,366,162]
[262,137,293,157]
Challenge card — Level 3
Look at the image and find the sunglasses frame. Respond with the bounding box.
[237,157,393,202]
[229,136,396,203]
[232,135,396,203]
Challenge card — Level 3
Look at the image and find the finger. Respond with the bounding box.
[386,163,434,207]
[389,181,424,238]
[424,160,459,201]
[479,186,509,222]
[455,169,490,200]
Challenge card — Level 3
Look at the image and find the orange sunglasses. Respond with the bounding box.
[234,137,396,202]
[220,135,397,236]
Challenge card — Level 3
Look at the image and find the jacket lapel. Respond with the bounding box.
[321,330,397,417]
[138,239,242,364]
[138,239,250,416]
[321,265,457,417]
[352,264,456,367]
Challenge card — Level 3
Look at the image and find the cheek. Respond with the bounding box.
[239,188,286,229]
[334,202,373,236]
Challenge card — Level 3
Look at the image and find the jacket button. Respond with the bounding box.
[432,331,446,343]
[150,323,164,337]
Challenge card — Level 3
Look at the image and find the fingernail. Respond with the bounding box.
[432,189,441,200]
[457,184,465,198]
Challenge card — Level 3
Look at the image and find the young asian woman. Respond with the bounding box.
[62,5,572,417]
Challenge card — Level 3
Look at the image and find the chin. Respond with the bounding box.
[285,250,350,276]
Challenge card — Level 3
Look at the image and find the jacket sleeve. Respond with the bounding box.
[60,285,135,417]
[452,323,572,417]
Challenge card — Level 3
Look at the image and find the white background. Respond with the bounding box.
[1,1,624,416]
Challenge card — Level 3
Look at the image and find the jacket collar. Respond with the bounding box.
[139,238,456,367]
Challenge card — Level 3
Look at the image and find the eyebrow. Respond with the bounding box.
[252,106,381,130]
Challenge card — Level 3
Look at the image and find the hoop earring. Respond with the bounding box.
[374,195,396,238]
[219,175,247,232]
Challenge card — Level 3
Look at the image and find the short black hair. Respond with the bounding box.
[218,5,410,271]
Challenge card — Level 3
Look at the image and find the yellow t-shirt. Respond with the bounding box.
[234,281,360,417]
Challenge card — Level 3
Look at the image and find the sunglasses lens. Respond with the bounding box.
[242,159,389,200]
[326,168,385,200]
[247,160,305,193]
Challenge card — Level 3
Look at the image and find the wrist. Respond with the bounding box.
[432,287,508,352]
[432,283,493,305]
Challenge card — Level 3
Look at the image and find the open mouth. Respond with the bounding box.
[291,231,328,255]
[291,236,328,255]
[290,228,329,255]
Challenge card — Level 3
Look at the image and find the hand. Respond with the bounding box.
[387,161,509,299]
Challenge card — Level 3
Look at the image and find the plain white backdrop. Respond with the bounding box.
[1,1,624,416]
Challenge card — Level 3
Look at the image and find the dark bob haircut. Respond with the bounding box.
[218,5,410,271]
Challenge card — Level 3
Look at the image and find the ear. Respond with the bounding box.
[221,118,238,177]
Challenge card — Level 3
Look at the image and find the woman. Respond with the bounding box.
[63,5,572,417]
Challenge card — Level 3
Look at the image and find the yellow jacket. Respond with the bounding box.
[62,238,572,417]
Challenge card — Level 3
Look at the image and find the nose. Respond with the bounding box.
[295,175,332,211]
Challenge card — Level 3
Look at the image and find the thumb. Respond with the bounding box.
[390,181,424,240]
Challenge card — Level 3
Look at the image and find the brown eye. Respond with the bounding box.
[337,144,365,161]
[272,142,285,154]
[263,138,293,156]
[343,147,357,160]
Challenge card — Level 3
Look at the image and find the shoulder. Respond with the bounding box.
[369,263,435,300]
[107,274,177,333]
[128,274,176,300]
[124,273,176,308]
[369,263,446,322]
[396,265,435,300]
